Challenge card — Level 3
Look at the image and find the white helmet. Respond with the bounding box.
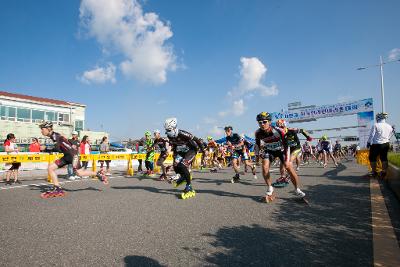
[164,118,177,130]
[154,129,160,134]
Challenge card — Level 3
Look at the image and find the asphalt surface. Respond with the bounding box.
[0,160,390,266]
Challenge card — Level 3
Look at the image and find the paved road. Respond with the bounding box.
[0,160,398,266]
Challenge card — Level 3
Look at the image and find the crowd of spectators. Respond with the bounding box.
[1,132,112,184]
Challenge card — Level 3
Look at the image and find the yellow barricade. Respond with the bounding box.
[356,149,382,172]
[1,151,258,183]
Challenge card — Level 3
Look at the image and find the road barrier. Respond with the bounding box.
[356,149,382,172]
[0,151,255,183]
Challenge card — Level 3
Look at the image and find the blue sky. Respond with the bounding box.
[0,0,399,141]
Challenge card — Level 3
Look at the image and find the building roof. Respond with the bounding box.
[0,91,85,107]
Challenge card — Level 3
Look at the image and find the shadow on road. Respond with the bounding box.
[28,184,102,193]
[124,255,165,267]
[203,177,373,266]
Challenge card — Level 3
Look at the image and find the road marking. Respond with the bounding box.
[370,178,400,266]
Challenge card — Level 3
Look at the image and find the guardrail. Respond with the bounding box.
[0,151,256,183]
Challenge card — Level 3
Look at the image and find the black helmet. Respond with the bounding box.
[39,121,53,129]
[224,126,233,131]
[256,112,271,121]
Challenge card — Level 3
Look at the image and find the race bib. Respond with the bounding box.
[176,145,189,153]
[261,140,282,151]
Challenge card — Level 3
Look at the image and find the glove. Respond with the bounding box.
[367,143,371,149]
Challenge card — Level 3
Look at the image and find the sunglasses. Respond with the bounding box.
[258,120,270,125]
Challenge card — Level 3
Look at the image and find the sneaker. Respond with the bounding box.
[294,188,306,198]
[82,176,89,179]
[14,180,22,184]
[74,175,81,180]
[296,166,300,171]
[5,181,12,186]
[105,172,112,176]
[68,176,76,181]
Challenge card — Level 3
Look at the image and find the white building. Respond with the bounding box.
[0,91,108,145]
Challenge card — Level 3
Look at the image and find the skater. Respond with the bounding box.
[144,131,155,176]
[224,126,257,182]
[273,119,312,187]
[320,135,338,168]
[39,121,108,198]
[206,136,223,172]
[153,129,171,180]
[254,112,306,202]
[164,118,205,199]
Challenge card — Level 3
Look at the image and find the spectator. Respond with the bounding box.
[29,138,41,153]
[367,112,395,178]
[4,133,21,185]
[136,140,144,172]
[79,135,91,170]
[99,136,111,175]
[67,131,80,180]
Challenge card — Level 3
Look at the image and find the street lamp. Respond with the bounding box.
[357,56,400,113]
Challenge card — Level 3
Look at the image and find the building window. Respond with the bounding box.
[45,111,56,122]
[32,110,45,122]
[58,113,70,123]
[75,120,84,131]
[8,107,16,121]
[0,106,5,120]
[17,108,31,122]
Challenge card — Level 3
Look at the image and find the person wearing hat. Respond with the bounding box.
[367,112,395,178]
[67,130,80,180]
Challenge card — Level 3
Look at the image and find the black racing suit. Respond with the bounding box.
[50,132,81,170]
[168,130,205,187]
[153,137,169,165]
[285,128,311,156]
[255,126,289,163]
[226,133,249,160]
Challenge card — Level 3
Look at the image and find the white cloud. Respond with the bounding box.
[79,0,177,84]
[209,126,225,137]
[230,57,279,98]
[219,98,246,117]
[79,63,116,84]
[388,48,400,60]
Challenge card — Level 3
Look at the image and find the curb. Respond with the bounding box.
[388,163,400,201]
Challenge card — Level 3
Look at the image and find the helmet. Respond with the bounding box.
[376,112,388,121]
[321,134,328,141]
[164,118,177,130]
[276,119,287,128]
[224,126,233,131]
[39,121,53,129]
[145,131,151,137]
[72,131,78,135]
[154,129,160,134]
[256,112,271,122]
[207,136,213,141]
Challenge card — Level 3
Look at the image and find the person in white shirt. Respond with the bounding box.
[367,112,395,178]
